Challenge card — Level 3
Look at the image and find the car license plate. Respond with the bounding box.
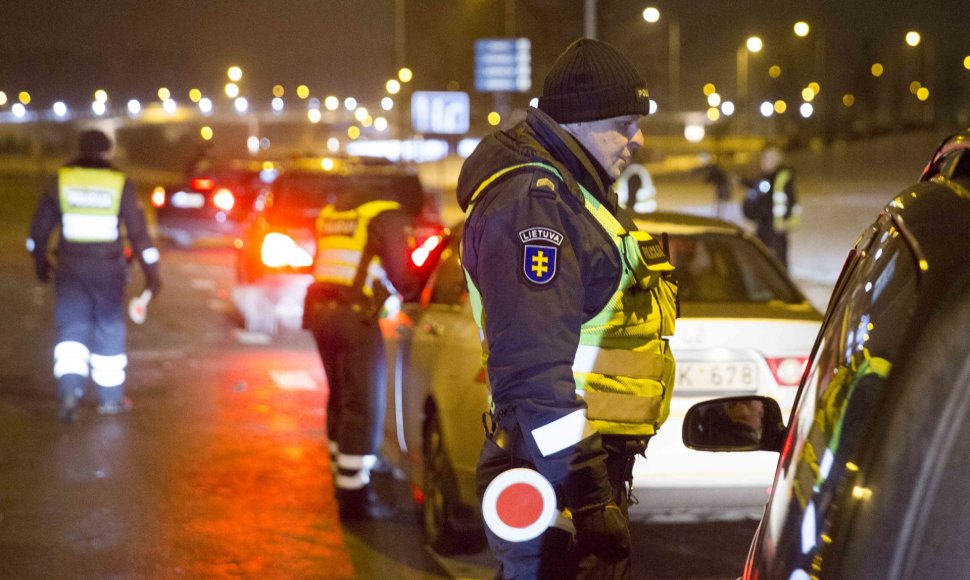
[171,191,205,208]
[676,362,758,392]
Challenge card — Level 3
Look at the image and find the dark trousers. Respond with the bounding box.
[54,255,127,403]
[309,302,385,458]
[477,431,647,580]
[756,227,789,270]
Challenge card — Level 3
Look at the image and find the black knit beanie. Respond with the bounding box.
[538,38,651,124]
[79,130,112,156]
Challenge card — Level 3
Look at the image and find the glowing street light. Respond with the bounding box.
[800,102,814,118]
[92,101,106,116]
[225,83,239,98]
[324,96,339,111]
[774,100,787,114]
[905,31,921,47]
[706,92,721,107]
[386,79,401,94]
[746,36,763,53]
[234,97,248,113]
[19,91,32,105]
[793,21,810,37]
[93,90,107,103]
[802,87,816,101]
[642,6,660,23]
[199,97,213,114]
[189,88,202,102]
[916,87,930,101]
[703,83,716,96]
[297,85,310,99]
[127,99,142,115]
[157,87,171,101]
[228,66,243,81]
[52,101,68,118]
[720,101,735,116]
[760,101,774,117]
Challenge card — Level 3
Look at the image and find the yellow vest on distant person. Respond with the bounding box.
[464,162,678,436]
[57,167,125,243]
[313,200,401,298]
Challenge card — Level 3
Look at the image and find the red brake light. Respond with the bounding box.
[411,234,443,267]
[150,186,166,208]
[212,188,235,211]
[191,178,215,191]
[766,357,808,386]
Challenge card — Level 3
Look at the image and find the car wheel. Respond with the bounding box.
[422,410,483,555]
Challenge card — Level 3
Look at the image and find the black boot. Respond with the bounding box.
[337,485,396,521]
[59,394,78,424]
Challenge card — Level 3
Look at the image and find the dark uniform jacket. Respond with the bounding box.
[458,107,637,510]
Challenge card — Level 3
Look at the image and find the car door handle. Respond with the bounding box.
[423,322,443,336]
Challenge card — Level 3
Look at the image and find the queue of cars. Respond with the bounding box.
[152,159,278,247]
[376,211,822,553]
[683,129,970,579]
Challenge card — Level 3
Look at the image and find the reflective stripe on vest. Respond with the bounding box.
[463,162,678,437]
[58,167,125,243]
[312,200,401,296]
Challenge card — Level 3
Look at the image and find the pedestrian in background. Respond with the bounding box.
[742,146,801,269]
[27,129,162,423]
[458,38,679,578]
[699,154,733,219]
[303,179,427,520]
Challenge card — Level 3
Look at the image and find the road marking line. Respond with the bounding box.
[190,278,217,290]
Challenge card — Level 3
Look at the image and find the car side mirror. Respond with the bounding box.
[682,395,786,453]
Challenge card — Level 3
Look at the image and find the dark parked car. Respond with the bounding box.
[233,155,444,334]
[683,129,970,579]
[152,159,278,247]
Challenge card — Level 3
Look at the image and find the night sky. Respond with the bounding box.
[1,0,965,115]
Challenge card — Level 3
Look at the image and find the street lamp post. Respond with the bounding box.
[642,7,680,110]
[737,36,762,129]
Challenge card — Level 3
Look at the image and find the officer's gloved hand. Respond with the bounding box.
[572,501,631,562]
[34,256,52,283]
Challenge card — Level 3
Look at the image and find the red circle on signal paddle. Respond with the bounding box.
[496,482,544,528]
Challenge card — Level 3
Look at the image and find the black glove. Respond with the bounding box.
[572,502,631,563]
[34,255,52,283]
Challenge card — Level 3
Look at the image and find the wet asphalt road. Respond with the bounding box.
[0,174,757,579]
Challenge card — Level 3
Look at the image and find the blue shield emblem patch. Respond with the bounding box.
[523,244,557,285]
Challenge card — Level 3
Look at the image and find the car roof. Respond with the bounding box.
[632,211,745,236]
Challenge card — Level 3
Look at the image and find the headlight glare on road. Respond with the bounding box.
[261,232,314,268]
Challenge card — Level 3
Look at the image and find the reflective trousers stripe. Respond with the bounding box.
[530,409,597,457]
[53,341,90,378]
[334,453,377,490]
[62,214,119,242]
[90,353,128,387]
[582,390,662,424]
[572,345,664,380]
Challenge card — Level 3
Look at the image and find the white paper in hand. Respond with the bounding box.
[128,290,153,324]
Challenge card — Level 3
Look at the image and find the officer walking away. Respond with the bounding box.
[27,129,162,423]
[458,38,678,578]
[303,179,426,520]
[741,146,801,268]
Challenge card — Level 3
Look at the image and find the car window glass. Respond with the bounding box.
[666,234,802,303]
[273,172,422,210]
[769,213,919,568]
[429,237,467,306]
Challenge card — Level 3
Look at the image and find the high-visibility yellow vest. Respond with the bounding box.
[464,162,678,436]
[312,200,401,298]
[57,167,125,243]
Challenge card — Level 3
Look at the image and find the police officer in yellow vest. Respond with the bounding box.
[304,180,425,520]
[458,38,677,578]
[742,146,801,269]
[28,129,161,423]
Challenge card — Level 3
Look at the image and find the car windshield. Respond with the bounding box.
[666,233,803,303]
[272,172,423,210]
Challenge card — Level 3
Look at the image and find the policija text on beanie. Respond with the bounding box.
[538,38,652,124]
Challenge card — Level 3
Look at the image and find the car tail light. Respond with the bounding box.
[191,177,215,191]
[410,234,443,267]
[212,187,235,211]
[150,186,166,208]
[261,232,314,268]
[766,356,808,386]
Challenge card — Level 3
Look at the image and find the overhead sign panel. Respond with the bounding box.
[475,38,531,93]
[411,91,469,135]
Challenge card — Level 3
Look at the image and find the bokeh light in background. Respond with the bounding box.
[227,66,243,81]
[398,68,413,83]
[905,31,921,47]
[188,88,202,102]
[325,96,340,111]
[842,94,855,107]
[297,85,310,99]
[793,21,810,37]
[225,83,239,98]
[200,126,213,140]
[272,85,285,98]
[871,63,884,77]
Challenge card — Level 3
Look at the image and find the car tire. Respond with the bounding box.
[422,410,484,555]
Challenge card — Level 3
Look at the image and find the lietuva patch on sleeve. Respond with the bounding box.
[519,227,562,285]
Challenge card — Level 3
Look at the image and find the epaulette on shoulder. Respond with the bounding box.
[527,167,563,200]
